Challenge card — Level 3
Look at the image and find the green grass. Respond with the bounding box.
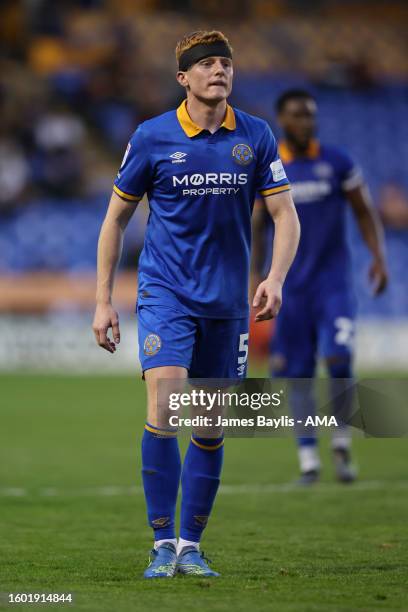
[1,374,408,611]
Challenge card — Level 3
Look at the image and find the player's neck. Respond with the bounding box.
[285,138,312,158]
[185,96,227,134]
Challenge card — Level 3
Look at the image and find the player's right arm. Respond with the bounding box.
[93,125,151,352]
[93,191,139,353]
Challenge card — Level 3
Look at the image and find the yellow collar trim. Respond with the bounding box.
[176,99,236,137]
[279,139,320,163]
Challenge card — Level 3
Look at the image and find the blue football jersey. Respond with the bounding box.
[114,100,290,318]
[263,140,362,293]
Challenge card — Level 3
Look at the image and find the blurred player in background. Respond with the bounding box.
[93,32,300,577]
[252,89,388,485]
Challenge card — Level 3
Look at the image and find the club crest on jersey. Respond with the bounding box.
[144,334,162,356]
[232,143,253,166]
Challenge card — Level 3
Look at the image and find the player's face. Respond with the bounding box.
[279,98,318,148]
[178,56,233,103]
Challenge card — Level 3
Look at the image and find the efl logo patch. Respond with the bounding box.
[270,159,286,182]
[120,142,131,169]
[232,143,253,166]
[144,334,162,356]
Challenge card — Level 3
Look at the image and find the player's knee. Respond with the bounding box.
[270,353,315,378]
[325,355,352,379]
[146,389,177,428]
[270,353,288,376]
[145,366,187,428]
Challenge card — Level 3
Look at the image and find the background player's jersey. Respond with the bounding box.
[114,100,290,318]
[264,140,362,293]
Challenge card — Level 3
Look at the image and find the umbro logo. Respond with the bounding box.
[237,364,246,376]
[170,151,187,164]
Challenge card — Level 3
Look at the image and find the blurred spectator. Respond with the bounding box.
[32,104,86,198]
[0,139,30,213]
[0,0,27,61]
[379,183,408,230]
[318,54,378,90]
[190,0,250,19]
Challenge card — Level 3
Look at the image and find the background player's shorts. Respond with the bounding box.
[271,289,356,377]
[137,304,249,379]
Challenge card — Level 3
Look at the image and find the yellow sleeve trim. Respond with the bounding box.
[260,185,291,197]
[144,424,178,437]
[113,184,142,202]
[191,437,224,451]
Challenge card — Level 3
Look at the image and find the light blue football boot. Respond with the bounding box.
[176,546,220,577]
[333,448,357,483]
[144,542,177,578]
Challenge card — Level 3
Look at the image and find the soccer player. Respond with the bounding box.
[92,31,300,577]
[252,89,388,485]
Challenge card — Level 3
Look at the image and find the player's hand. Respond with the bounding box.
[253,277,282,321]
[92,302,120,353]
[369,256,388,295]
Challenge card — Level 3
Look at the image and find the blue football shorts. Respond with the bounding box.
[137,304,249,379]
[271,288,357,377]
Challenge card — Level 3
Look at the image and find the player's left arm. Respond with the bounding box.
[346,183,388,295]
[253,190,300,321]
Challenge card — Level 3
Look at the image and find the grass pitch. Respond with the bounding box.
[1,374,408,611]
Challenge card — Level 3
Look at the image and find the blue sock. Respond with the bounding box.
[180,436,224,542]
[327,358,354,435]
[141,423,181,541]
[290,379,317,447]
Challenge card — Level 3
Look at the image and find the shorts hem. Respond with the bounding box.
[141,361,190,379]
[320,347,354,359]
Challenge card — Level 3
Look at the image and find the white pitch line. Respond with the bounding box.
[0,487,27,497]
[1,480,408,498]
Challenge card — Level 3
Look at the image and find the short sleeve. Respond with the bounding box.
[337,149,363,192]
[113,126,152,201]
[255,125,290,197]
